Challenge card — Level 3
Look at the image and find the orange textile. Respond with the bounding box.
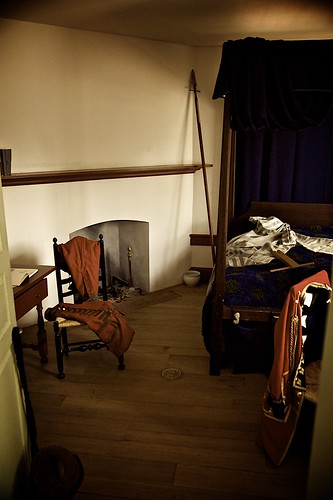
[257,270,331,466]
[58,236,100,300]
[45,301,135,357]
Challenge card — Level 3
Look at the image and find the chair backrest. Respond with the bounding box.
[53,234,108,303]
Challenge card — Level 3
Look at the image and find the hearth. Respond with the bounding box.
[70,220,149,294]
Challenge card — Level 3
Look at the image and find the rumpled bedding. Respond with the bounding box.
[226,216,333,267]
[207,220,333,309]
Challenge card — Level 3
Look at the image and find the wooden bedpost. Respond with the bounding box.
[210,95,233,375]
[229,130,237,223]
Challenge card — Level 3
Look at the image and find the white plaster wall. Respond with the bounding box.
[0,19,214,326]
[0,19,194,171]
[4,175,194,325]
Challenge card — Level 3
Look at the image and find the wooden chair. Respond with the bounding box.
[52,234,125,379]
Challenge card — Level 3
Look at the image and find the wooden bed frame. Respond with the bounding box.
[208,200,333,375]
[208,97,333,375]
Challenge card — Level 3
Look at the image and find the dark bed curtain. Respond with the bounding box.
[213,37,333,215]
[235,125,333,214]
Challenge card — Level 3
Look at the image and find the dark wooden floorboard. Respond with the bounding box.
[22,283,309,499]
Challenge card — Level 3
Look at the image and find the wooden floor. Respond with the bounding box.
[22,283,310,499]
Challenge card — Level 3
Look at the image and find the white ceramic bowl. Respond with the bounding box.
[183,270,201,287]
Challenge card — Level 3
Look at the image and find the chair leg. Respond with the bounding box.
[54,321,65,379]
[61,327,69,355]
[117,354,125,370]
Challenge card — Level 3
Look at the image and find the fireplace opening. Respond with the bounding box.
[70,220,149,301]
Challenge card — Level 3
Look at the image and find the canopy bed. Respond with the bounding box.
[204,38,333,377]
[202,36,333,465]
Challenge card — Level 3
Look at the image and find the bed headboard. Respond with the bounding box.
[229,202,333,237]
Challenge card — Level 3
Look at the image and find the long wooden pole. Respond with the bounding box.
[210,95,232,375]
[191,70,216,265]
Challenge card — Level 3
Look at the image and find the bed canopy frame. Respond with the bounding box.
[209,37,333,375]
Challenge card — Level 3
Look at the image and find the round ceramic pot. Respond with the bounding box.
[183,270,200,287]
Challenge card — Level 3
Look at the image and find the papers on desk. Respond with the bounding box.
[11,268,38,287]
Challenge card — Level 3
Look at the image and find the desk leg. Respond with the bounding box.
[36,300,48,363]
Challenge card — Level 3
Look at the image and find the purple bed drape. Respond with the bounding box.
[213,37,333,215]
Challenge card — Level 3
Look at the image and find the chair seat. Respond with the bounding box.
[56,317,82,328]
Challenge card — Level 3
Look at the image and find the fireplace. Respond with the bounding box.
[70,220,149,292]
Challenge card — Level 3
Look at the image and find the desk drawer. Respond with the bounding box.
[15,279,48,320]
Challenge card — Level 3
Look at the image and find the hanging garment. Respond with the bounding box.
[45,301,135,357]
[256,270,331,466]
[58,236,101,300]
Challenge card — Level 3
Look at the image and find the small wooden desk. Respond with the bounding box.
[13,265,55,363]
